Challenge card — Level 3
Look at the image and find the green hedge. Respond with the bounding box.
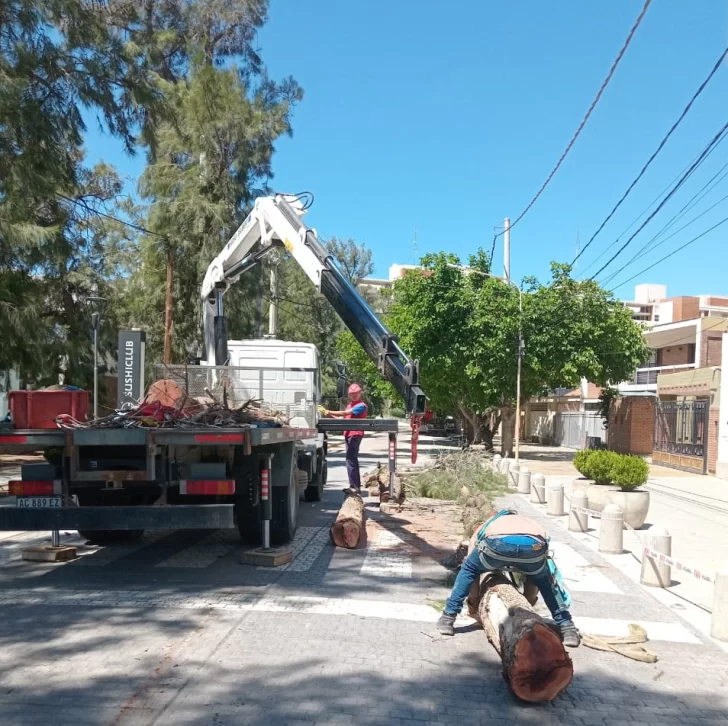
[573,449,649,490]
[611,455,650,491]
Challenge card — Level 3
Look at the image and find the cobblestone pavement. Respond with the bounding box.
[0,433,727,725]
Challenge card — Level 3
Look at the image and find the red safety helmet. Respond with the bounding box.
[348,383,362,396]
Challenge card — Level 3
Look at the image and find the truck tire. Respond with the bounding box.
[304,455,327,502]
[78,529,145,545]
[271,468,299,545]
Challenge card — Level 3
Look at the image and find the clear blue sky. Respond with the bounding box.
[83,0,728,299]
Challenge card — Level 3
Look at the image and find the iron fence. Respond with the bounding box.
[653,400,708,458]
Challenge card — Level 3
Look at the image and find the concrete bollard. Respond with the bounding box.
[530,473,546,504]
[640,526,672,588]
[711,566,728,642]
[568,490,589,532]
[508,462,520,489]
[492,454,502,472]
[517,468,531,495]
[599,504,624,554]
[547,481,566,516]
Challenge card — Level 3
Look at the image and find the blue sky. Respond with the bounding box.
[83,0,728,299]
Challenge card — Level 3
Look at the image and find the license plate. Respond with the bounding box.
[16,497,62,509]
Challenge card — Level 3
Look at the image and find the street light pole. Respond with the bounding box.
[92,315,99,418]
[87,296,107,420]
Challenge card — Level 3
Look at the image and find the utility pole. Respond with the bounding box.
[514,286,524,463]
[268,255,279,337]
[503,217,511,280]
[255,268,263,338]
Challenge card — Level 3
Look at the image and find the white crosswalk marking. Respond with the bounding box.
[73,531,168,566]
[576,617,702,644]
[286,526,331,571]
[550,540,623,594]
[155,530,238,568]
[360,528,413,578]
[256,526,319,571]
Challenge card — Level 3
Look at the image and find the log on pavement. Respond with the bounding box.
[476,572,573,703]
[330,491,365,548]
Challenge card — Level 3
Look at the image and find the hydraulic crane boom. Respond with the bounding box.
[201,194,426,416]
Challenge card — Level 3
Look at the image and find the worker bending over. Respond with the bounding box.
[437,509,581,648]
[323,383,367,492]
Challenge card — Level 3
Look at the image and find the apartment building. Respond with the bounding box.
[618,284,728,395]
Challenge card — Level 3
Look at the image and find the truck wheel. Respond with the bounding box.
[304,456,327,502]
[78,529,144,545]
[271,468,299,545]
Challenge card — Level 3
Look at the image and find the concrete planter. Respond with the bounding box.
[606,489,650,530]
[574,481,650,529]
[574,480,618,513]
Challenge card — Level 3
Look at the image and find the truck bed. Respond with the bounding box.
[0,425,318,450]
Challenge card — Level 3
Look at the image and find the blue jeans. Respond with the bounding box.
[445,548,573,626]
[345,435,362,488]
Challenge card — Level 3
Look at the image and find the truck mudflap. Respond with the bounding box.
[0,504,234,531]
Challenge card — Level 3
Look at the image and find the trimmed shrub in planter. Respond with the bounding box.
[573,449,593,478]
[611,455,649,491]
[586,450,620,485]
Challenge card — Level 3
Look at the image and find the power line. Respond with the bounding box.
[600,162,728,285]
[55,193,166,239]
[500,0,652,235]
[572,44,728,267]
[608,213,728,292]
[590,118,728,281]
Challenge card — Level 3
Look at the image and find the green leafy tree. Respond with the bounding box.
[116,7,301,364]
[0,0,162,383]
[381,251,648,453]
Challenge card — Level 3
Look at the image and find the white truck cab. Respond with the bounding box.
[226,338,326,501]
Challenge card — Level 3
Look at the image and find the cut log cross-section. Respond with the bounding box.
[475,572,574,703]
[329,491,365,548]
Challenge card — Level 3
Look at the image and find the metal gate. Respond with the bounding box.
[653,399,709,473]
[553,412,606,449]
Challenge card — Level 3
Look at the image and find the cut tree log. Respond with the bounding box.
[475,572,573,702]
[330,491,365,548]
[362,463,404,504]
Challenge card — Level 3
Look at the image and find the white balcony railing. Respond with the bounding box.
[630,363,695,386]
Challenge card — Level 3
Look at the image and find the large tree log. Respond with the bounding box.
[329,491,365,548]
[476,572,573,702]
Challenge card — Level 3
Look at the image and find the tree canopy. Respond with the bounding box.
[337,250,648,450]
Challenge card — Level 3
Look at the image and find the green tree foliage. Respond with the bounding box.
[377,251,648,452]
[277,237,376,399]
[0,0,162,384]
[114,2,301,364]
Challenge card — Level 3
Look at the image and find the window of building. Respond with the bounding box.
[688,343,696,363]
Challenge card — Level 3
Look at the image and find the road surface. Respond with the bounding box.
[0,431,727,725]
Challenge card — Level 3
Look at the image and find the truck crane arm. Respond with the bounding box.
[201,194,426,418]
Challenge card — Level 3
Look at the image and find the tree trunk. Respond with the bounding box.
[500,404,515,457]
[475,572,573,702]
[164,244,173,366]
[330,491,365,548]
[459,406,478,445]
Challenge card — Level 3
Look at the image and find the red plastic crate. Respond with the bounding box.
[9,390,89,429]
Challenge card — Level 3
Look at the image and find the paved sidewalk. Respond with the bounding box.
[515,442,728,613]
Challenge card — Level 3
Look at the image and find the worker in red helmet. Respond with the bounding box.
[323,383,368,492]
